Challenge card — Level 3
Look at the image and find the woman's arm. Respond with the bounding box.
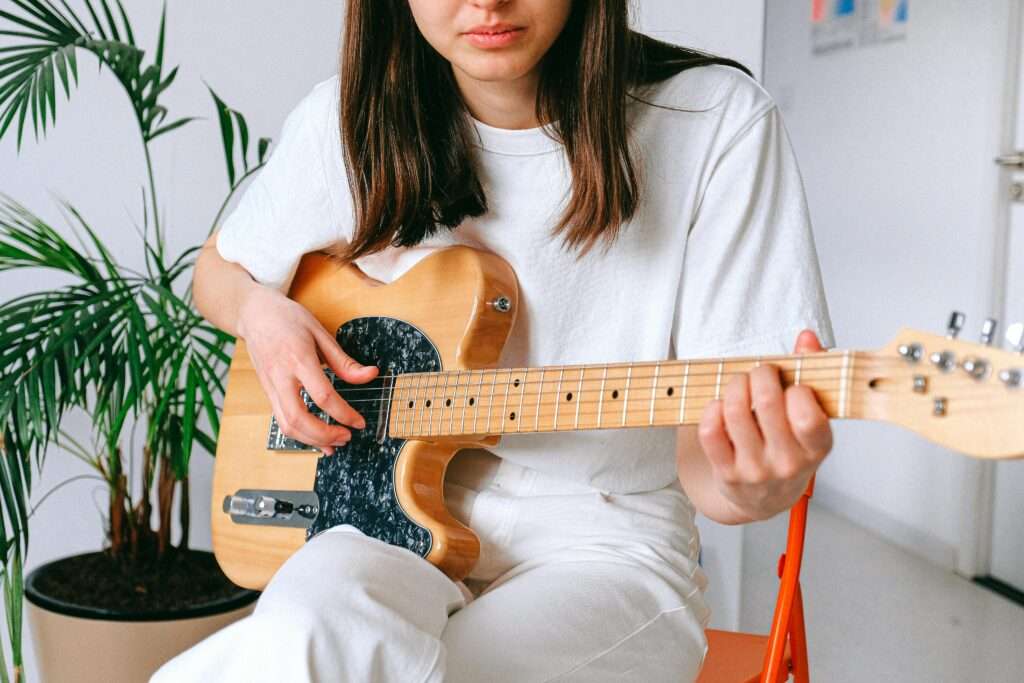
[675,329,833,524]
[194,231,377,454]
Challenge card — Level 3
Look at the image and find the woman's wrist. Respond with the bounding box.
[234,280,281,341]
[714,469,812,523]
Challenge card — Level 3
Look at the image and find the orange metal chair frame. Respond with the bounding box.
[697,477,814,683]
[760,477,813,683]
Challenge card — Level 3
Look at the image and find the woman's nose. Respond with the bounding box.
[467,0,512,11]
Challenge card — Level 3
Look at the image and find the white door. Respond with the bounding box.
[989,6,1024,591]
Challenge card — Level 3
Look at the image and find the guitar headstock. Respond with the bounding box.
[858,314,1024,460]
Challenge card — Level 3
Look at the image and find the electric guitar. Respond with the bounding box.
[211,246,1024,589]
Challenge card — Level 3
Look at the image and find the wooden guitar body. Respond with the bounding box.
[211,247,518,589]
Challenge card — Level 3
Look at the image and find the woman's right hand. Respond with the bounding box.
[236,284,379,455]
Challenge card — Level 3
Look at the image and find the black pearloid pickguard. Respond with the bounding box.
[299,316,441,558]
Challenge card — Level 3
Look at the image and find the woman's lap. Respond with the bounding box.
[153,458,709,682]
[442,545,707,682]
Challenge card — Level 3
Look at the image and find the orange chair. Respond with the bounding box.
[696,478,814,683]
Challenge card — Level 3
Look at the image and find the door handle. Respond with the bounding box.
[995,152,1024,167]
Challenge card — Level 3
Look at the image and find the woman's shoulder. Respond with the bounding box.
[278,75,345,182]
[634,62,776,135]
[287,74,340,132]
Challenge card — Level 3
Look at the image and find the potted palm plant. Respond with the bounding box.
[0,1,271,680]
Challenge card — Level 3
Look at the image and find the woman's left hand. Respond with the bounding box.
[696,329,833,521]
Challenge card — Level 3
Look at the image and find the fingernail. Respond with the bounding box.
[322,447,335,457]
[332,439,349,447]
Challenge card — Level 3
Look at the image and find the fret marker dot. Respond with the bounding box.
[667,387,674,397]
[612,390,619,399]
[513,378,521,388]
[509,411,516,421]
[469,397,475,406]
[445,398,452,407]
[425,400,432,408]
[408,401,414,408]
[566,392,573,402]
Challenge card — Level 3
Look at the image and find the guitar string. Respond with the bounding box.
[295,360,923,401]
[297,390,869,435]
[304,354,911,385]
[283,391,1011,446]
[303,387,1013,428]
[294,368,1017,407]
[305,389,1018,421]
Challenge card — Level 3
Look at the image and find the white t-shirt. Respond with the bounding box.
[217,65,835,494]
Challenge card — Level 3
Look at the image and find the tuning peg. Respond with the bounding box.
[946,311,966,339]
[981,318,999,345]
[1007,322,1024,353]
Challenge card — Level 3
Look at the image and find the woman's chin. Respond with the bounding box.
[452,57,535,85]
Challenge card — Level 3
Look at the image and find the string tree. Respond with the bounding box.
[981,318,999,346]
[1006,322,1024,354]
[946,311,966,339]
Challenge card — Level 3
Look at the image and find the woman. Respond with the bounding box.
[156,1,834,681]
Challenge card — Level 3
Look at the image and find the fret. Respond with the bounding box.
[573,366,585,429]
[839,350,853,418]
[398,374,409,437]
[553,366,565,431]
[597,365,608,428]
[714,361,724,400]
[393,376,405,437]
[483,370,495,433]
[621,363,633,426]
[534,368,545,431]
[430,372,442,436]
[383,376,394,437]
[391,376,404,437]
[459,370,471,436]
[403,373,416,437]
[679,361,690,424]
[515,368,527,433]
[795,356,803,385]
[472,369,486,434]
[649,362,660,425]
[434,369,450,436]
[415,373,431,437]
[447,369,459,436]
[500,368,513,433]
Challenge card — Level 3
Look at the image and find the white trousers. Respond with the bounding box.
[153,451,710,682]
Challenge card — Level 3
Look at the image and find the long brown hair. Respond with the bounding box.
[338,1,749,261]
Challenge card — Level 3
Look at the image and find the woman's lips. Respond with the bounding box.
[462,27,526,49]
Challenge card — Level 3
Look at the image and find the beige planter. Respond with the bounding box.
[25,556,258,683]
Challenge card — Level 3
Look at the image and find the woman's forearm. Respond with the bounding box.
[192,231,265,337]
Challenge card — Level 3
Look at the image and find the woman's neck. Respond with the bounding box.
[451,64,542,130]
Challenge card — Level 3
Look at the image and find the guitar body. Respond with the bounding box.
[211,247,518,589]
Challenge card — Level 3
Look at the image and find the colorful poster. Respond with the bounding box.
[862,0,909,45]
[811,0,908,55]
[811,0,861,54]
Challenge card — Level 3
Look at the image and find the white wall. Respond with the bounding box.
[635,0,765,78]
[0,1,765,673]
[763,2,1013,567]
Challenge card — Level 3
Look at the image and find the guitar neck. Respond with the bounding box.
[388,350,871,439]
